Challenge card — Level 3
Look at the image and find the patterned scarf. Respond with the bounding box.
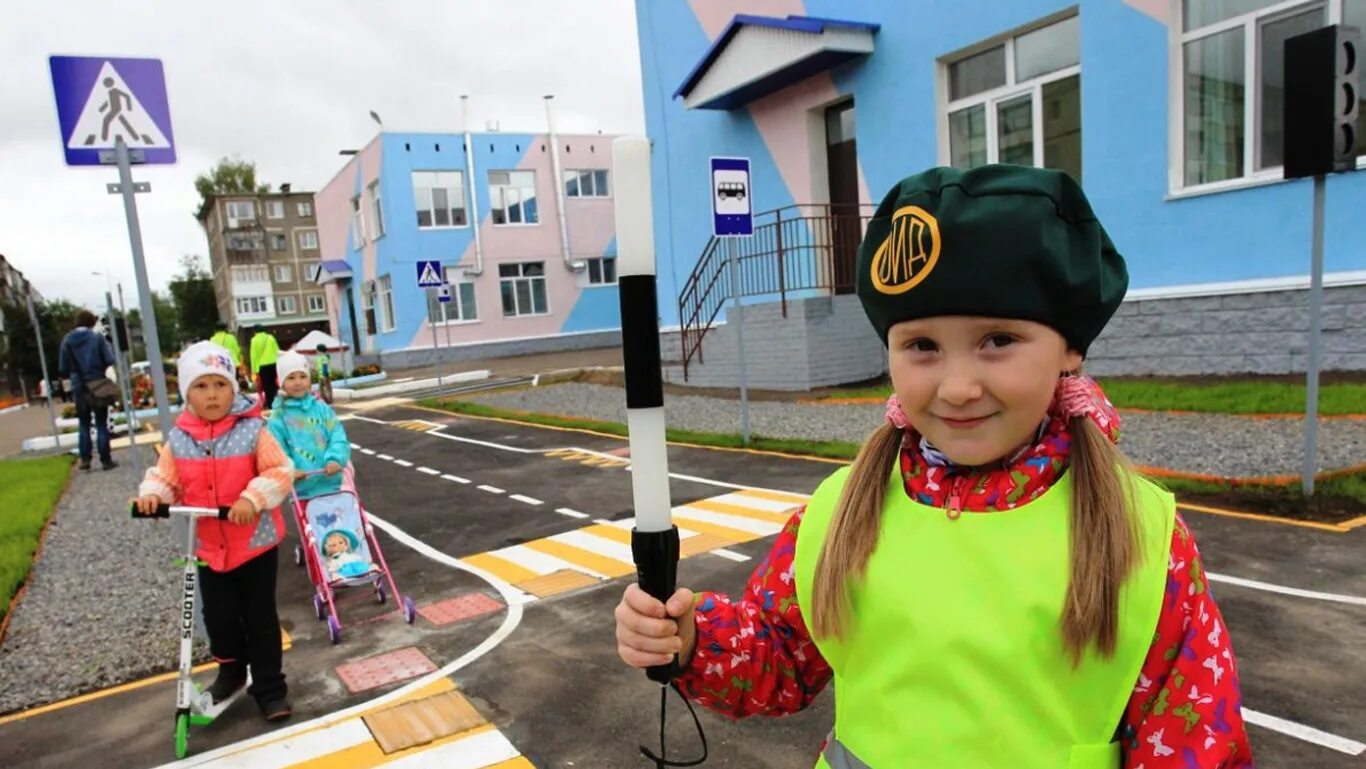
[892,377,1122,513]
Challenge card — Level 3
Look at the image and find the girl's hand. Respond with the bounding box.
[294,470,307,480]
[228,498,257,525]
[324,461,342,476]
[135,495,162,516]
[615,584,697,670]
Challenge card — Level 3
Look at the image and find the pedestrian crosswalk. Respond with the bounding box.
[458,488,809,599]
[544,447,630,468]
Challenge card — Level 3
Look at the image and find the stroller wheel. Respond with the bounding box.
[375,583,387,604]
[327,615,342,645]
[402,596,417,624]
[293,545,303,567]
[313,593,325,621]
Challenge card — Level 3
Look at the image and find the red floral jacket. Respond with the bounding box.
[677,391,1254,768]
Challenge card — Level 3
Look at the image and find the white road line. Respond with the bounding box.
[376,453,394,461]
[489,544,605,579]
[393,459,414,467]
[710,548,751,562]
[1242,708,1365,756]
[676,505,783,536]
[360,448,376,456]
[556,507,590,519]
[384,728,521,768]
[441,473,471,484]
[717,492,806,513]
[478,484,505,494]
[347,415,389,424]
[427,430,543,454]
[509,494,543,506]
[1207,573,1366,607]
[417,466,441,476]
[553,529,636,565]
[348,443,360,449]
[152,510,527,768]
[593,517,701,540]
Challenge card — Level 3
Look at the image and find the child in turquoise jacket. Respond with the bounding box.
[268,351,350,499]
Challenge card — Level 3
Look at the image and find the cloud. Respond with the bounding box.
[0,0,644,314]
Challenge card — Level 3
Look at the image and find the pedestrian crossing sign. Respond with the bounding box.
[416,260,444,288]
[49,55,177,166]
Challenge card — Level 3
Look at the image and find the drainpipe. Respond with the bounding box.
[544,95,580,272]
[462,95,485,277]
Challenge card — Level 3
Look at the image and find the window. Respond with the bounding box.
[307,294,326,313]
[584,256,617,285]
[489,171,539,225]
[226,232,265,251]
[265,201,284,219]
[235,296,271,315]
[298,230,319,250]
[274,265,293,283]
[499,262,548,316]
[270,233,287,250]
[277,295,298,314]
[565,169,610,198]
[426,268,479,323]
[944,14,1081,181]
[412,171,468,228]
[297,201,314,218]
[378,275,395,331]
[226,201,255,224]
[230,265,269,284]
[368,181,385,238]
[1178,0,1366,188]
[351,196,366,245]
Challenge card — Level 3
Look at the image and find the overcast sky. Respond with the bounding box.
[0,0,645,316]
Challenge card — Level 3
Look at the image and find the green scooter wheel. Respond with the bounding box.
[175,713,189,758]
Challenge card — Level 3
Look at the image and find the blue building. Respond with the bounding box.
[635,0,1366,387]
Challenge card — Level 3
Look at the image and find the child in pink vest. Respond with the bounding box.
[136,340,296,721]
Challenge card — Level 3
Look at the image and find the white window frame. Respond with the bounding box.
[351,196,367,245]
[368,181,385,238]
[938,12,1081,171]
[307,294,326,313]
[428,267,480,325]
[225,200,255,226]
[489,170,541,227]
[377,275,395,332]
[1169,0,1365,196]
[274,264,293,283]
[235,296,272,316]
[565,169,611,198]
[265,200,285,219]
[412,170,470,229]
[269,231,288,251]
[296,201,314,218]
[580,256,618,286]
[498,262,550,317]
[277,295,298,315]
[298,230,319,250]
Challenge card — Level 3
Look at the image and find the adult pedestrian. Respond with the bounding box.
[249,325,281,406]
[58,309,118,470]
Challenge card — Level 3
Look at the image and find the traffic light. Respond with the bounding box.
[102,313,131,352]
[1284,24,1361,179]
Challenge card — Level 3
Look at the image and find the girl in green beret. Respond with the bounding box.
[615,165,1253,768]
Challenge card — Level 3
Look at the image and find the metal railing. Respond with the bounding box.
[676,203,875,380]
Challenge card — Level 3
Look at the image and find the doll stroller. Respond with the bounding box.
[288,469,415,643]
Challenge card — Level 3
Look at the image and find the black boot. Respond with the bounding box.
[207,662,248,704]
[258,694,292,722]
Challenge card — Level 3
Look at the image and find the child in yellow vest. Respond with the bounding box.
[614,166,1253,768]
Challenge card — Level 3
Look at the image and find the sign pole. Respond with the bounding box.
[114,137,174,439]
[429,289,446,396]
[1302,174,1326,496]
[25,294,62,448]
[107,290,142,480]
[727,239,751,446]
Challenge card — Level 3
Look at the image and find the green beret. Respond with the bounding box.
[855,165,1128,355]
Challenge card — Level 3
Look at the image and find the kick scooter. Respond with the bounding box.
[131,502,252,758]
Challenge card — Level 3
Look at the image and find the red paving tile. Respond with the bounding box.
[336,647,438,694]
[416,593,505,627]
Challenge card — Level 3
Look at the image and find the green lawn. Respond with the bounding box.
[818,379,1366,416]
[0,455,74,626]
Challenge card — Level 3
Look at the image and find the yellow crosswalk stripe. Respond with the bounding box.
[735,488,810,505]
[524,538,635,578]
[461,552,540,585]
[581,523,633,545]
[671,515,756,544]
[688,498,793,524]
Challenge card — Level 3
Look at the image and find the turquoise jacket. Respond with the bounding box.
[267,392,350,499]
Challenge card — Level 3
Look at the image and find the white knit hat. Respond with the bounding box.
[177,340,239,401]
[276,350,310,383]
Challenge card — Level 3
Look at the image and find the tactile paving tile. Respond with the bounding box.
[364,690,486,754]
[336,647,438,694]
[416,592,505,627]
[515,568,601,598]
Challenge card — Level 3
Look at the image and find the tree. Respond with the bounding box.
[194,156,270,218]
[1,298,83,386]
[168,255,218,344]
[151,291,182,356]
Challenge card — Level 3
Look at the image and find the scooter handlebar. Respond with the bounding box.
[130,503,231,520]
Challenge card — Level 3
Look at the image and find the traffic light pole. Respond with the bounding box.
[1302,175,1326,497]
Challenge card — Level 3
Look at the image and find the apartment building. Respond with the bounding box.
[198,186,330,348]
